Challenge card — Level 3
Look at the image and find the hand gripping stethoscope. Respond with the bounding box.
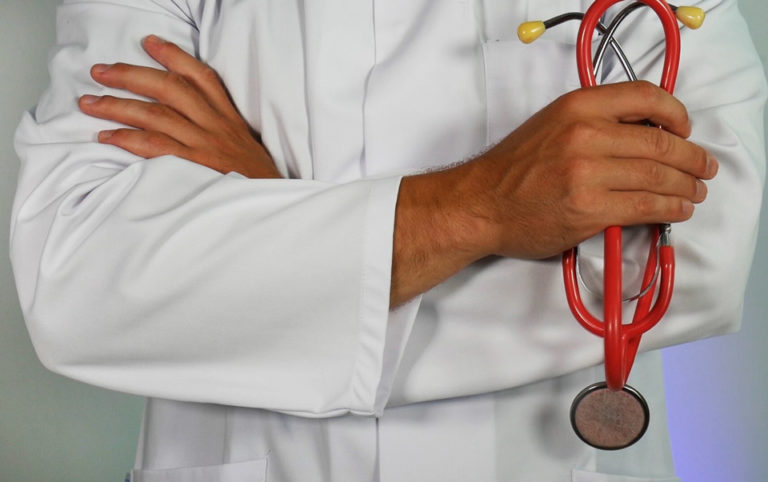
[518,1,705,450]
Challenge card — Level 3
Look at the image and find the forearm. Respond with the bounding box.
[390,162,494,307]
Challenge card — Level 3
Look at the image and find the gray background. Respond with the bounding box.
[1,1,765,481]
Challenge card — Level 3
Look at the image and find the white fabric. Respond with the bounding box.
[10,0,766,480]
[131,459,268,482]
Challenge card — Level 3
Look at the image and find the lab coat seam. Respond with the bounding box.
[222,406,231,463]
[297,2,315,181]
[480,43,491,147]
[360,0,379,179]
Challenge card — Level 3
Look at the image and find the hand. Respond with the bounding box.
[464,81,718,259]
[391,81,717,305]
[78,35,281,179]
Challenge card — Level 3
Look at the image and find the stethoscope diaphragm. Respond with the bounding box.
[570,382,650,450]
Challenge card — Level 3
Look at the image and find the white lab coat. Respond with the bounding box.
[10,0,766,480]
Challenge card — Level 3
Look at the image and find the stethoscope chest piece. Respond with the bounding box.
[570,382,650,450]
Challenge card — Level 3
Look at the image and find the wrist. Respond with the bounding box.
[445,158,502,258]
[401,161,496,263]
[390,160,498,306]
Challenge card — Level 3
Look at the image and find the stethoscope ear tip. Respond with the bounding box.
[518,21,547,44]
[675,6,705,30]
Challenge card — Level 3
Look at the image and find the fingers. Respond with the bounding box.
[570,81,692,138]
[603,122,718,180]
[79,94,203,147]
[97,128,192,161]
[88,35,240,128]
[561,158,703,230]
[141,35,241,122]
[558,84,718,182]
[602,192,695,226]
[78,36,279,179]
[597,158,707,204]
[89,61,226,132]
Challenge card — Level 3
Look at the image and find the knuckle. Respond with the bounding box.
[634,193,658,217]
[556,89,586,115]
[561,120,597,147]
[159,71,192,97]
[163,71,188,88]
[145,131,169,150]
[644,162,664,186]
[156,71,192,100]
[649,129,674,157]
[199,65,221,85]
[564,156,594,188]
[106,129,128,143]
[562,187,594,225]
[632,80,660,103]
[145,102,170,118]
[97,95,117,107]
[109,63,131,75]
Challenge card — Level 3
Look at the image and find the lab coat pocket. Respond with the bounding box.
[481,38,652,298]
[130,458,268,482]
[572,468,679,482]
[481,38,581,145]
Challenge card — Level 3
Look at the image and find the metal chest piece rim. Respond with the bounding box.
[570,382,650,450]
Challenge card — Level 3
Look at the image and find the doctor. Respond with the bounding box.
[10,0,766,481]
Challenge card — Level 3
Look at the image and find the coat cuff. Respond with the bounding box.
[347,176,421,416]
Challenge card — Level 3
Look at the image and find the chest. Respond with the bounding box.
[188,0,587,179]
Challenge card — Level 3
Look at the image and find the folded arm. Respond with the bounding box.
[80,37,715,308]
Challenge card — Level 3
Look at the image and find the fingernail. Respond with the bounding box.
[695,180,707,200]
[98,130,115,141]
[682,200,694,217]
[92,63,111,74]
[706,154,719,177]
[144,35,166,46]
[80,94,100,104]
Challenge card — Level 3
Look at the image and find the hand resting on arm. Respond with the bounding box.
[79,36,717,308]
[79,35,280,179]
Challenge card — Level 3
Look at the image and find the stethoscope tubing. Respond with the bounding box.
[564,0,680,390]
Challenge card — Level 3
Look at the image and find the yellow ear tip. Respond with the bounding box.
[675,6,705,29]
[518,21,547,44]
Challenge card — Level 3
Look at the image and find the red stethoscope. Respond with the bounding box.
[519,1,704,450]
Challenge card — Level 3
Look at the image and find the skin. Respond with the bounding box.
[79,35,717,308]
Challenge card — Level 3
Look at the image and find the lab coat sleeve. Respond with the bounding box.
[10,0,410,417]
[603,0,767,350]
